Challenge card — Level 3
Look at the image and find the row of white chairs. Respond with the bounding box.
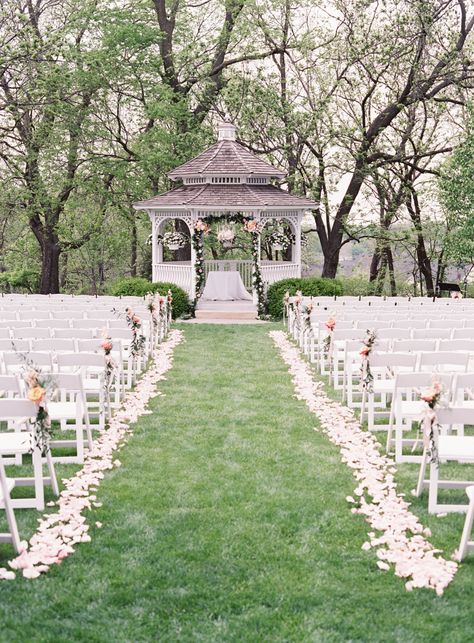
[0,297,172,552]
[285,297,474,559]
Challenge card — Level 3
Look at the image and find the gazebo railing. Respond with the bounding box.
[260,262,300,285]
[153,260,300,298]
[153,263,194,295]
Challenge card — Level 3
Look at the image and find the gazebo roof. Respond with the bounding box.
[134,122,317,212]
[168,138,285,180]
[134,183,316,210]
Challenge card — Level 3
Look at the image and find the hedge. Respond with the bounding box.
[108,277,190,319]
[267,277,343,318]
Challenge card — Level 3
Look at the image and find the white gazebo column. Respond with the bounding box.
[253,212,262,305]
[293,212,303,277]
[189,210,198,299]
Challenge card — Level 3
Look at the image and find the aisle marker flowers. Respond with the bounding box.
[360,329,377,393]
[100,329,117,417]
[25,367,57,455]
[0,330,184,582]
[418,380,443,463]
[269,331,458,595]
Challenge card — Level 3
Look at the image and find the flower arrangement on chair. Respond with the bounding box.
[167,289,173,326]
[302,301,313,335]
[24,367,57,455]
[323,317,336,357]
[162,230,188,251]
[125,307,146,358]
[418,380,443,464]
[100,329,117,419]
[359,329,377,393]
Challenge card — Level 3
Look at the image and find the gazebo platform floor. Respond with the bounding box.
[195,299,257,320]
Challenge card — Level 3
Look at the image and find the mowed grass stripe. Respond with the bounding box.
[0,324,472,642]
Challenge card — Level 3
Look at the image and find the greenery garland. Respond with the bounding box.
[191,226,205,314]
[250,229,265,317]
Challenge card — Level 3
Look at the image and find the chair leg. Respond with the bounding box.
[32,448,45,511]
[415,448,428,496]
[395,420,403,462]
[3,494,21,553]
[45,450,59,497]
[386,415,394,452]
[360,390,367,424]
[458,493,474,561]
[428,461,440,514]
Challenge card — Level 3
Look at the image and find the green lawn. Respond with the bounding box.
[0,323,473,642]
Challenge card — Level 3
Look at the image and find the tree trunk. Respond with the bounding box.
[375,252,388,296]
[386,245,397,296]
[174,219,191,262]
[321,238,342,278]
[60,252,68,290]
[369,243,381,282]
[407,192,434,297]
[40,239,61,294]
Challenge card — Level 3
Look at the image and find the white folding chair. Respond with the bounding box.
[452,328,474,340]
[52,311,85,320]
[452,374,474,422]
[418,351,469,374]
[31,339,76,353]
[35,319,71,329]
[57,353,106,430]
[386,372,453,463]
[77,339,124,404]
[3,351,53,375]
[415,407,474,513]
[412,329,452,340]
[48,372,93,464]
[0,453,21,552]
[12,327,51,339]
[0,399,59,510]
[54,328,95,339]
[17,311,50,321]
[392,339,437,353]
[0,375,23,399]
[360,352,418,432]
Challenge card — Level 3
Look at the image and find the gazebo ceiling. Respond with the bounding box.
[134,183,316,210]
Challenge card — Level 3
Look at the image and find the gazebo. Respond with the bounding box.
[134,123,316,312]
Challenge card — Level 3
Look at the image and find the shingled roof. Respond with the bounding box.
[134,183,316,209]
[168,139,285,180]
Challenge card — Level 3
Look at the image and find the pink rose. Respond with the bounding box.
[325,318,336,331]
[360,345,370,357]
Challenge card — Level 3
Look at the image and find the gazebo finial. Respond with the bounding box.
[218,121,236,141]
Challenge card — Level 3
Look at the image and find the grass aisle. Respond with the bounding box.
[0,324,473,642]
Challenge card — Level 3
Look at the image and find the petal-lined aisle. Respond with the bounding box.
[270,330,457,595]
[2,330,184,581]
[0,325,472,641]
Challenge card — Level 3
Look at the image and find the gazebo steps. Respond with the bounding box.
[195,300,257,320]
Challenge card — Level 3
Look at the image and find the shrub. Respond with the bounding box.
[267,277,343,318]
[0,269,40,293]
[108,277,190,319]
